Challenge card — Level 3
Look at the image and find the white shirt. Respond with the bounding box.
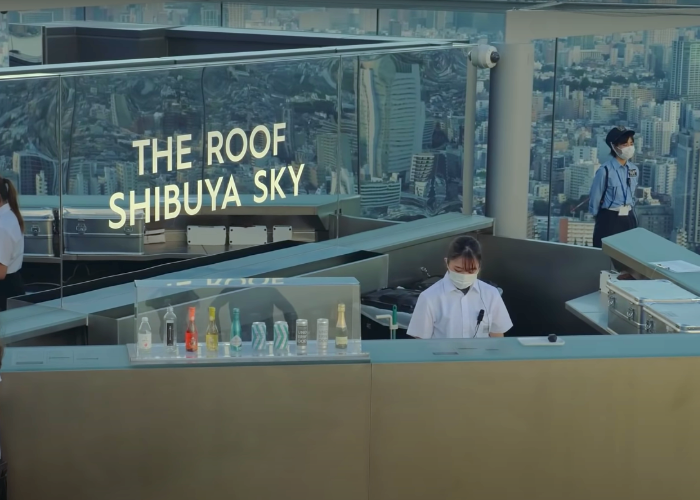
[0,203,24,274]
[407,274,513,339]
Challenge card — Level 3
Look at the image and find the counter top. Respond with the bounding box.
[5,335,700,373]
[565,292,616,335]
[604,228,700,295]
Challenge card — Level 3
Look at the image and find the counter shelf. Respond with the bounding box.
[131,277,362,364]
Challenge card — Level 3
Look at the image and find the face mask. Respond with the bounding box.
[448,270,478,289]
[616,145,635,161]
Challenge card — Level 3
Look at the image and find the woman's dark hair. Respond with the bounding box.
[609,134,634,157]
[446,235,482,265]
[0,175,24,232]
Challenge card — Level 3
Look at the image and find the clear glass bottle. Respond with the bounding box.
[185,307,198,352]
[230,308,242,354]
[163,306,177,355]
[335,303,348,350]
[137,317,152,354]
[205,307,219,353]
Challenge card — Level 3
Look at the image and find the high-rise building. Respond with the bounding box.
[676,129,700,248]
[358,56,425,178]
[641,117,675,156]
[564,161,598,201]
[670,37,700,108]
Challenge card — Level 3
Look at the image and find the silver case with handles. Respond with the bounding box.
[23,208,55,256]
[63,208,145,255]
[644,303,700,334]
[607,279,700,334]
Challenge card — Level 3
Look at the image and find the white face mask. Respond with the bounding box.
[616,145,635,161]
[448,270,478,289]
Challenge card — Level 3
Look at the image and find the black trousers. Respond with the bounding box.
[593,208,638,249]
[0,271,25,312]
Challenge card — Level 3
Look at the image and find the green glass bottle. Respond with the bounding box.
[230,308,242,354]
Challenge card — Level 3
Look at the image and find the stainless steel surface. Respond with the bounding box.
[0,305,87,345]
[565,292,616,335]
[603,229,700,296]
[479,235,610,336]
[607,279,699,335]
[485,43,534,238]
[645,302,700,334]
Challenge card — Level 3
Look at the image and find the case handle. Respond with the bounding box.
[76,221,87,234]
[31,224,40,236]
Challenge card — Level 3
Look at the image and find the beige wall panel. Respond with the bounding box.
[0,363,371,500]
[370,358,700,500]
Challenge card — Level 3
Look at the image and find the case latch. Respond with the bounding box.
[608,295,616,307]
[76,221,87,234]
[31,224,40,236]
[645,320,655,333]
[124,226,134,235]
[627,308,636,321]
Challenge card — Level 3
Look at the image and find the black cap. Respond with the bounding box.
[606,126,635,148]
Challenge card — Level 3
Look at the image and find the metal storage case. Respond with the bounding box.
[22,208,55,256]
[607,279,700,334]
[63,208,145,255]
[644,303,700,334]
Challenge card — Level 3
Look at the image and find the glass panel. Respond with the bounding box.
[530,39,557,241]
[59,67,205,296]
[131,277,363,360]
[355,46,470,220]
[221,4,377,34]
[85,3,220,25]
[377,9,503,42]
[0,74,61,311]
[551,27,697,251]
[201,55,349,245]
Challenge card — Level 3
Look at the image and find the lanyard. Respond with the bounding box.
[615,167,628,206]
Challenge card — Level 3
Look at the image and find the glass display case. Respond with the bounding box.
[128,277,365,364]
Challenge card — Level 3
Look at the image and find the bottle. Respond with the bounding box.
[205,307,219,353]
[137,317,152,353]
[164,306,177,354]
[335,303,348,350]
[317,318,329,352]
[230,308,242,354]
[296,319,308,355]
[185,307,198,352]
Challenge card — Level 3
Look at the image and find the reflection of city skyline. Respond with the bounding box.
[528,27,700,255]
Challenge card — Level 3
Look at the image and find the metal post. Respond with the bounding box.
[485,42,534,239]
[462,55,477,216]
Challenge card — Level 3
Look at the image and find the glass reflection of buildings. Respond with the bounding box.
[530,27,700,254]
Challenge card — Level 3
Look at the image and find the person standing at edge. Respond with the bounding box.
[589,126,639,248]
[0,176,25,312]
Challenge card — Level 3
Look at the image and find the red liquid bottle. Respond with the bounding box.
[185,307,198,352]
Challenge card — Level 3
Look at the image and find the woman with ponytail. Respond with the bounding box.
[0,175,25,311]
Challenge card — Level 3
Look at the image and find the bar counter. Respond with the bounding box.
[3,336,700,500]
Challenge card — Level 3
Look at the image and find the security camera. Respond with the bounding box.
[468,45,500,69]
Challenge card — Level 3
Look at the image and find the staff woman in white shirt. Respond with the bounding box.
[407,236,512,339]
[0,176,25,312]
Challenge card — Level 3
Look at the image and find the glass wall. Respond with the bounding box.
[531,26,700,255]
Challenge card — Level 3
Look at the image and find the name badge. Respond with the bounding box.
[629,170,638,178]
[618,205,631,216]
